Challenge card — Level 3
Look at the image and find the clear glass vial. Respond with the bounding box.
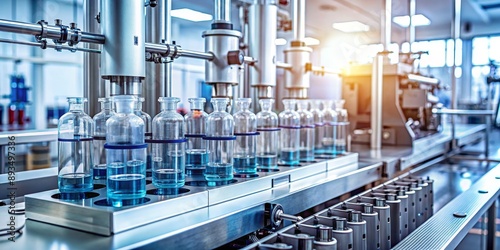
[135,97,153,171]
[151,97,186,189]
[185,98,209,175]
[105,95,147,204]
[322,100,338,155]
[279,99,300,165]
[58,97,94,194]
[333,100,349,155]
[256,99,279,169]
[204,98,235,182]
[233,98,257,175]
[297,100,315,161]
[310,100,325,154]
[93,97,114,180]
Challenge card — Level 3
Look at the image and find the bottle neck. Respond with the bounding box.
[160,102,177,111]
[283,103,295,111]
[212,102,228,112]
[190,101,205,110]
[134,102,143,111]
[69,103,84,111]
[115,101,135,113]
[100,102,112,111]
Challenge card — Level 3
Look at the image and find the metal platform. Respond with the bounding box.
[24,154,359,236]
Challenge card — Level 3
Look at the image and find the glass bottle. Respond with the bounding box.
[256,99,279,169]
[279,99,300,165]
[135,97,153,171]
[151,97,186,189]
[106,95,147,204]
[334,100,349,155]
[185,98,209,175]
[310,100,325,154]
[233,98,257,175]
[58,97,94,194]
[297,100,315,161]
[322,100,338,155]
[93,97,114,179]
[205,98,235,182]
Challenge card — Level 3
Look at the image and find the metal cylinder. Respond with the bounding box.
[249,1,277,99]
[343,202,380,250]
[332,218,354,250]
[387,184,417,233]
[203,29,242,98]
[109,76,142,96]
[424,177,434,217]
[292,0,305,41]
[214,0,231,23]
[359,197,391,250]
[279,233,315,250]
[408,0,415,44]
[100,0,145,80]
[348,212,368,250]
[144,0,168,116]
[371,54,383,149]
[382,190,409,239]
[382,0,392,51]
[284,46,312,99]
[0,19,40,35]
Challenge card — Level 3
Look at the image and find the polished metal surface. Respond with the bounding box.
[214,0,231,23]
[371,54,383,149]
[0,129,58,145]
[393,164,500,250]
[291,0,305,41]
[24,154,359,235]
[100,0,145,79]
[283,46,312,98]
[249,1,277,98]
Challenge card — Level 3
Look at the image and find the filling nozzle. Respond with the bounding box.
[108,76,144,96]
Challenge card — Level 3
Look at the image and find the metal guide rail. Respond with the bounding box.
[25,154,360,236]
[242,171,435,250]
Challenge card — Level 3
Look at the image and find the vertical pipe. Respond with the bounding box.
[382,0,392,51]
[292,0,305,41]
[84,0,103,116]
[145,0,167,116]
[408,0,415,44]
[486,201,497,250]
[215,0,231,23]
[451,0,460,110]
[371,54,383,149]
[31,0,45,128]
[165,0,172,97]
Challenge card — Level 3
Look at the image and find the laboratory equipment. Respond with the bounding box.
[135,97,153,171]
[57,97,94,195]
[310,100,325,154]
[93,97,114,179]
[105,95,147,205]
[322,100,338,155]
[279,99,300,165]
[256,99,279,169]
[333,100,349,155]
[151,97,186,189]
[5,74,30,125]
[297,100,315,161]
[185,98,209,175]
[205,98,235,182]
[233,98,258,175]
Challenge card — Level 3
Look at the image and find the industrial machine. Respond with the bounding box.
[0,0,498,249]
[342,55,444,146]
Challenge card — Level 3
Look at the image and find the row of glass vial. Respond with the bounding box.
[57,96,348,203]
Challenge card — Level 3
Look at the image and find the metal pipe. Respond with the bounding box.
[408,0,415,44]
[0,18,105,44]
[145,0,166,117]
[181,49,214,60]
[0,38,100,53]
[214,0,231,23]
[145,43,214,60]
[371,54,383,149]
[382,0,392,50]
[84,0,104,117]
[164,0,172,97]
[292,0,305,40]
[276,61,293,70]
[451,0,460,110]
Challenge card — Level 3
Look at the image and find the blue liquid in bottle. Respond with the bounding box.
[256,154,278,169]
[280,149,300,166]
[93,163,107,179]
[300,149,315,162]
[107,160,146,200]
[234,156,257,174]
[205,163,234,181]
[186,149,209,174]
[152,153,185,188]
[58,173,93,193]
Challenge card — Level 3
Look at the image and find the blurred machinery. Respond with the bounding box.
[1,74,30,126]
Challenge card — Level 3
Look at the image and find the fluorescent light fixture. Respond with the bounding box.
[393,14,431,27]
[304,37,320,46]
[171,8,212,22]
[332,21,370,33]
[275,38,287,46]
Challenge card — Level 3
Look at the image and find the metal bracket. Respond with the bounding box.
[265,203,303,230]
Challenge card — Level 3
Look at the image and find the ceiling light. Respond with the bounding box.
[275,38,287,46]
[332,21,370,33]
[304,37,320,46]
[171,8,212,22]
[393,14,431,27]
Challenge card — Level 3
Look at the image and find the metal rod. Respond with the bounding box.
[0,38,100,53]
[276,61,293,70]
[164,0,172,97]
[408,0,415,44]
[84,0,103,117]
[214,0,231,23]
[292,0,305,40]
[0,18,105,44]
[382,0,392,50]
[451,0,460,110]
[145,42,214,60]
[371,54,383,149]
[181,49,214,60]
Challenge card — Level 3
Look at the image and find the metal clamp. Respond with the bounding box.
[35,20,48,42]
[67,22,82,46]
